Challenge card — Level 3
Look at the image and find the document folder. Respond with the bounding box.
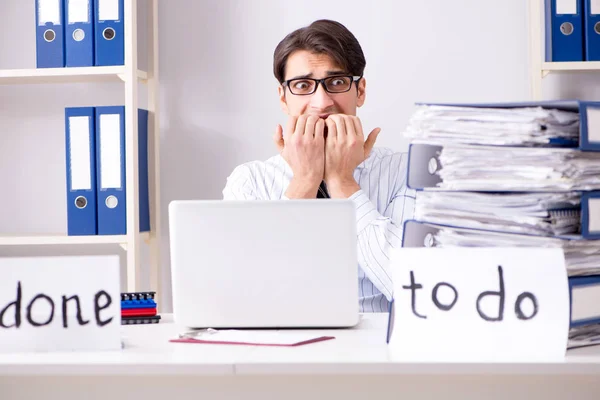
[95,106,150,235]
[407,141,600,190]
[35,0,65,68]
[410,191,600,240]
[545,0,585,61]
[569,275,600,327]
[409,100,600,151]
[584,0,600,61]
[94,0,124,66]
[582,192,600,239]
[401,220,600,274]
[65,107,98,235]
[407,143,443,190]
[65,0,95,67]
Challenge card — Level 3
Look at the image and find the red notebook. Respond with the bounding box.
[122,308,157,317]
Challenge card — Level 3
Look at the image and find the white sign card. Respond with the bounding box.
[387,247,570,362]
[0,255,121,353]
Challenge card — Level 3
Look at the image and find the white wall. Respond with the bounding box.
[1,0,599,312]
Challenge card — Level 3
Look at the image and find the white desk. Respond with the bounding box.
[2,313,600,400]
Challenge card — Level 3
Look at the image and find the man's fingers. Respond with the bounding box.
[285,115,298,140]
[343,115,357,140]
[304,115,319,138]
[364,127,381,158]
[352,116,364,140]
[294,115,308,137]
[315,118,326,142]
[273,124,284,152]
[325,117,338,142]
[328,115,345,140]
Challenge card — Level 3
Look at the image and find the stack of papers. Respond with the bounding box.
[404,104,580,147]
[428,224,600,276]
[404,102,600,279]
[414,191,581,236]
[434,145,600,191]
[568,323,600,349]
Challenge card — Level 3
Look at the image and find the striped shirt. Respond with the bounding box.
[222,147,416,313]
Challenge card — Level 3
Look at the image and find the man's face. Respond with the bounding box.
[278,50,366,118]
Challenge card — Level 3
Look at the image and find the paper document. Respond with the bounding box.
[430,145,600,191]
[568,323,600,350]
[415,191,582,236]
[420,223,600,276]
[170,328,335,347]
[405,104,580,147]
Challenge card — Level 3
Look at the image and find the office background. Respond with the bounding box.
[1,0,599,312]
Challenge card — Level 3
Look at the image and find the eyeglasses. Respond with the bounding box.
[282,75,362,96]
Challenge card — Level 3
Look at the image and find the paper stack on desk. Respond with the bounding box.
[403,100,600,280]
[404,103,580,147]
[422,145,600,192]
[403,220,600,276]
[414,191,582,236]
[568,322,600,349]
[402,100,600,338]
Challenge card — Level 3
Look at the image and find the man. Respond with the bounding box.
[223,19,415,313]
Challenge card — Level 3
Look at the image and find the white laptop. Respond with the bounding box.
[168,199,360,329]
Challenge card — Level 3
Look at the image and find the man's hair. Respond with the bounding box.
[273,19,366,84]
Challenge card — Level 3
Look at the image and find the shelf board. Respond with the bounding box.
[0,67,148,85]
[542,62,600,76]
[0,234,126,246]
[0,232,150,246]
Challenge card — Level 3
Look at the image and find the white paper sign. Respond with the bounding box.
[0,255,121,353]
[387,247,570,362]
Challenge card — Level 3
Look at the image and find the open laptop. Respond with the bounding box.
[168,199,360,329]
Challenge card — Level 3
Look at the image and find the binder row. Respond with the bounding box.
[65,106,150,236]
[545,0,600,62]
[35,0,125,68]
[402,99,600,327]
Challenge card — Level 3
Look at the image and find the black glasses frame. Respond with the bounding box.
[282,75,362,95]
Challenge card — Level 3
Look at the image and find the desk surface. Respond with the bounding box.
[1,313,599,376]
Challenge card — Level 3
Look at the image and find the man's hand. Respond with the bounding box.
[324,115,380,198]
[273,115,326,198]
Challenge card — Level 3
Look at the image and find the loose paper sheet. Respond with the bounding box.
[173,329,334,346]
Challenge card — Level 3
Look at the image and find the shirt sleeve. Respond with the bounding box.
[222,164,259,200]
[349,155,415,301]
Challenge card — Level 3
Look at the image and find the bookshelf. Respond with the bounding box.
[0,0,162,307]
[528,0,600,99]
